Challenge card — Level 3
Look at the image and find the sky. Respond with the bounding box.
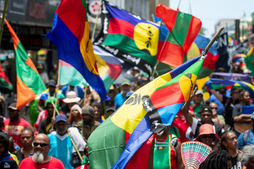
[169,0,253,38]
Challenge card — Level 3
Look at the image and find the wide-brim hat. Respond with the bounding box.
[63,91,81,103]
[193,124,220,141]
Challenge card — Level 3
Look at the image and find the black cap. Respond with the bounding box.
[48,79,56,87]
[200,105,212,114]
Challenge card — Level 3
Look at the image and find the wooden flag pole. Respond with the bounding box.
[67,130,83,161]
[53,59,61,119]
[0,0,8,47]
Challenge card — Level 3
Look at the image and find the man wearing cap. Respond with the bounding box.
[76,106,100,141]
[114,79,131,109]
[4,103,31,148]
[48,114,86,169]
[19,134,65,169]
[190,90,204,118]
[238,113,254,150]
[183,91,223,139]
[61,91,81,117]
[37,79,65,112]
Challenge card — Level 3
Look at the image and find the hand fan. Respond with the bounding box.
[181,141,212,169]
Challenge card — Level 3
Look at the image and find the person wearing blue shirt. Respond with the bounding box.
[114,80,131,109]
[238,113,254,150]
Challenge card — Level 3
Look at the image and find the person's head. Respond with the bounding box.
[54,115,68,136]
[239,90,250,105]
[63,91,81,109]
[194,90,203,104]
[37,64,44,74]
[221,130,238,151]
[199,150,232,169]
[48,79,56,93]
[209,102,218,117]
[199,105,213,124]
[108,86,115,99]
[0,132,9,157]
[8,103,20,121]
[231,87,240,101]
[92,102,103,121]
[194,124,220,148]
[44,97,59,117]
[121,79,131,95]
[21,128,34,148]
[33,134,50,163]
[105,107,115,118]
[239,145,254,169]
[218,87,227,95]
[68,104,82,123]
[82,106,94,125]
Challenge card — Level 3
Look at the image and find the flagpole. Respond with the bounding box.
[203,28,224,56]
[67,130,83,161]
[82,83,88,137]
[91,0,102,42]
[0,0,8,47]
[53,59,61,119]
[151,60,159,80]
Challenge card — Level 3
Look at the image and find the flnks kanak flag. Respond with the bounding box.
[88,56,201,169]
[46,0,107,101]
[4,19,46,110]
[156,4,202,67]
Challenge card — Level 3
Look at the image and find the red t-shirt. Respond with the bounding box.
[20,156,65,169]
[4,118,31,148]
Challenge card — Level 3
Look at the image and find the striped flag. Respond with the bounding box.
[0,64,12,90]
[156,4,202,67]
[4,19,46,110]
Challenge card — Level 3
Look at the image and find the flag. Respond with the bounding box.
[93,45,122,92]
[46,0,107,101]
[59,60,87,87]
[4,19,46,110]
[205,78,254,99]
[244,45,254,76]
[0,64,12,90]
[192,34,219,79]
[93,1,159,76]
[156,4,202,67]
[88,56,201,169]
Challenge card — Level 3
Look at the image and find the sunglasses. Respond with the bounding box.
[33,142,49,147]
[200,134,214,139]
[211,107,217,110]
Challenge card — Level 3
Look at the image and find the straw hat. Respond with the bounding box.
[63,91,81,103]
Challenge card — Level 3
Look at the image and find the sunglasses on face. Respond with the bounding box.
[200,134,214,139]
[33,142,49,147]
[211,107,217,110]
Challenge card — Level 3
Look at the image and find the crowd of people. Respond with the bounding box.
[1,62,254,169]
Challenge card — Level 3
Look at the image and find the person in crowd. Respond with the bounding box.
[224,87,240,129]
[183,90,223,138]
[0,132,19,168]
[233,90,253,134]
[104,85,116,108]
[208,86,227,116]
[190,90,204,118]
[238,112,254,150]
[114,79,131,109]
[76,106,100,141]
[38,97,59,134]
[105,107,115,119]
[199,150,232,169]
[48,114,86,168]
[19,134,65,169]
[68,104,82,127]
[0,95,5,116]
[210,102,225,127]
[15,128,34,163]
[49,64,58,82]
[4,103,31,148]
[92,102,105,123]
[85,87,101,106]
[37,63,49,87]
[153,126,184,169]
[238,145,254,169]
[0,116,14,153]
[221,130,242,168]
[61,91,81,117]
[193,124,220,150]
[61,85,84,106]
[37,79,65,112]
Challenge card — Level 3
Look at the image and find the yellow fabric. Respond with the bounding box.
[10,153,19,167]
